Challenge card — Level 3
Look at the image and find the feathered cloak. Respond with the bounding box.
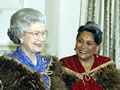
[0,55,120,90]
[0,55,45,90]
[48,57,120,90]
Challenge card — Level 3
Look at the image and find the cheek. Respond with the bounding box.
[25,35,34,42]
[75,42,81,48]
[89,46,97,52]
[23,38,34,46]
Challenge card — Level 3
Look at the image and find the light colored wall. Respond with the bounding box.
[0,0,22,55]
[44,0,59,56]
[57,0,80,58]
[23,0,45,14]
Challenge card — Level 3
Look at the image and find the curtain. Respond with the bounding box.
[79,0,120,68]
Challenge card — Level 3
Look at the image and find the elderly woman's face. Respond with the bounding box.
[20,22,46,53]
[75,31,97,61]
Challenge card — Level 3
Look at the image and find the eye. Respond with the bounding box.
[87,42,93,45]
[42,31,46,35]
[33,32,39,36]
[77,39,83,43]
[42,31,48,36]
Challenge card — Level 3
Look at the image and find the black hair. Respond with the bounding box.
[76,21,102,45]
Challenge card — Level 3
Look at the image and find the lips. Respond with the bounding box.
[36,44,42,47]
[35,43,43,48]
[79,50,88,54]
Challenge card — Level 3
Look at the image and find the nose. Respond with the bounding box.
[81,42,87,49]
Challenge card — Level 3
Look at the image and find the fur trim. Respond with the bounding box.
[92,61,120,90]
[0,55,46,90]
[56,60,120,90]
[47,56,79,90]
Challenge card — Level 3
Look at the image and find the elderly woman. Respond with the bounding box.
[7,8,50,89]
[60,21,120,90]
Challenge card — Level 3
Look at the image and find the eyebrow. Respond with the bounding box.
[77,38,95,43]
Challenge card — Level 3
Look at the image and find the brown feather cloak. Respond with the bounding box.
[48,57,120,90]
[0,55,45,90]
[0,55,120,90]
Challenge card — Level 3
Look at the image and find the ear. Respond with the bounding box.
[95,46,100,54]
[74,43,77,51]
[19,36,24,44]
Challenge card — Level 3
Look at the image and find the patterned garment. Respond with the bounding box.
[8,47,50,90]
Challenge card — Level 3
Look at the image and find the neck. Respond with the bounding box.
[79,56,94,72]
[20,45,37,65]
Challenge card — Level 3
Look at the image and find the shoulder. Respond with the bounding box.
[60,54,77,62]
[47,56,77,90]
[8,52,16,57]
[95,54,112,65]
[37,53,51,64]
[38,52,51,59]
[60,55,78,67]
[0,55,45,89]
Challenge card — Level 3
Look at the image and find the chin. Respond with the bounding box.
[78,54,91,60]
[34,49,42,53]
[79,57,88,60]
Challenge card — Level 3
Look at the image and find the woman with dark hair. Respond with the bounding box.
[60,21,120,90]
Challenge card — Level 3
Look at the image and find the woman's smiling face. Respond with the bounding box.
[75,31,97,61]
[20,22,46,54]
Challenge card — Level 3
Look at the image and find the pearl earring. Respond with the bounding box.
[20,40,23,44]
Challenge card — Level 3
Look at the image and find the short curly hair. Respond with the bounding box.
[8,8,46,44]
[76,21,103,45]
